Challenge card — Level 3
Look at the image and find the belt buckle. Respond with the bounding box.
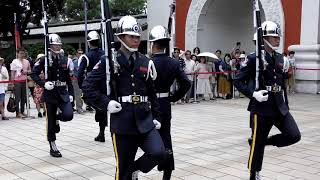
[131,95,141,104]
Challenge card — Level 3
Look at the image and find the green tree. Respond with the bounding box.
[0,0,65,42]
[62,0,146,21]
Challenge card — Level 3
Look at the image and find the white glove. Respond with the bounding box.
[107,100,122,113]
[69,96,73,102]
[253,90,269,102]
[44,81,54,90]
[153,119,161,129]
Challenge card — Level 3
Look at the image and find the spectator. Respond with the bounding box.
[193,47,201,55]
[25,51,35,99]
[191,54,198,63]
[72,49,84,114]
[184,50,195,103]
[288,51,296,93]
[10,48,31,118]
[207,60,216,100]
[231,49,241,71]
[0,57,9,120]
[173,48,186,70]
[33,54,45,118]
[218,54,232,99]
[195,56,213,100]
[215,50,223,97]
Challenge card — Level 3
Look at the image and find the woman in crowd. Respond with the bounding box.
[0,57,9,120]
[193,47,201,55]
[195,56,213,100]
[33,54,46,118]
[218,54,232,99]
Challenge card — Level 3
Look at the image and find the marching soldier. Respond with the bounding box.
[77,31,107,142]
[82,16,166,180]
[234,21,301,180]
[31,34,74,158]
[142,25,191,180]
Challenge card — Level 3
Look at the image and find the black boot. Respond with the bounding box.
[248,137,252,146]
[49,141,62,158]
[250,171,261,180]
[94,133,105,142]
[162,170,172,180]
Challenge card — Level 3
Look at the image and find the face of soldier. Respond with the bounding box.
[265,36,280,49]
[122,35,140,49]
[51,44,62,54]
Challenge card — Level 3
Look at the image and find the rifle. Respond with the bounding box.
[100,0,117,98]
[41,0,50,80]
[253,0,266,90]
[167,0,176,56]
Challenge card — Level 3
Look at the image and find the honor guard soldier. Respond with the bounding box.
[77,31,107,142]
[31,34,74,158]
[234,21,301,180]
[141,25,191,180]
[82,16,166,180]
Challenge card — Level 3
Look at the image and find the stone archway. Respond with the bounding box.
[185,0,285,53]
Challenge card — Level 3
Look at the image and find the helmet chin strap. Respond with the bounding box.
[264,39,279,50]
[117,37,138,52]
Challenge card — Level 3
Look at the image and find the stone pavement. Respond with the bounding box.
[0,93,319,180]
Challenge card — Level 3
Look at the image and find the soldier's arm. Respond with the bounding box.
[77,57,87,88]
[170,64,191,102]
[233,57,255,99]
[146,77,162,122]
[30,58,45,87]
[82,59,110,112]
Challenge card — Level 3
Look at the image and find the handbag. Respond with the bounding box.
[7,92,16,113]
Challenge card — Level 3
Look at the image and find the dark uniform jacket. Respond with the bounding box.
[152,53,191,120]
[82,50,161,135]
[234,52,289,116]
[78,48,105,88]
[31,53,74,104]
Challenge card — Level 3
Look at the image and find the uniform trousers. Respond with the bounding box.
[111,128,166,180]
[44,100,73,141]
[248,111,301,172]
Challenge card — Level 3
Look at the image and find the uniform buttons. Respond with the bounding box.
[274,76,277,79]
[132,83,135,87]
[133,92,136,95]
[131,74,134,78]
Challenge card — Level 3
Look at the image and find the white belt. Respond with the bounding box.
[157,93,169,98]
[118,95,148,103]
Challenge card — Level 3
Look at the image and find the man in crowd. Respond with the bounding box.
[184,50,195,103]
[10,48,31,118]
[72,49,84,114]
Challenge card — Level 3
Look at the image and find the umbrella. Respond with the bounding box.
[197,52,219,60]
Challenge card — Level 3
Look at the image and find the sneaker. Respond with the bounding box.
[132,170,139,180]
[38,112,43,118]
[21,113,27,118]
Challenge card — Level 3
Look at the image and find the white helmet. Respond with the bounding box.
[87,31,100,42]
[149,26,170,42]
[116,16,141,37]
[49,34,62,45]
[262,21,281,37]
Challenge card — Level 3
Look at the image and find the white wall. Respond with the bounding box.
[196,0,265,54]
[147,0,172,32]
